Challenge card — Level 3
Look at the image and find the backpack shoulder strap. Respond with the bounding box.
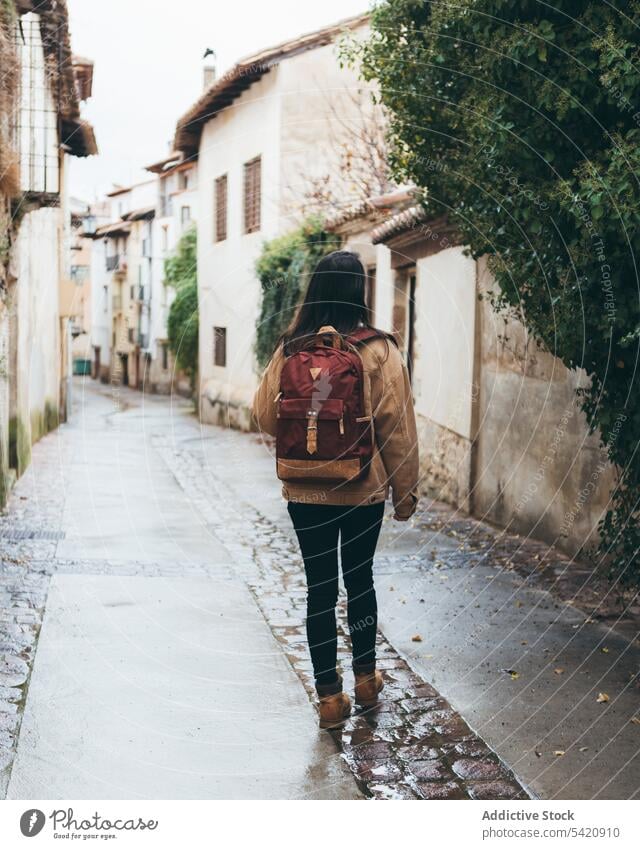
[347,327,398,347]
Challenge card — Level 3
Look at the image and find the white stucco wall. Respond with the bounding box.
[197,69,282,422]
[413,246,477,440]
[196,24,380,426]
[11,207,61,440]
[277,30,373,228]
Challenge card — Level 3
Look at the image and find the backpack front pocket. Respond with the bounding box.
[277,397,346,458]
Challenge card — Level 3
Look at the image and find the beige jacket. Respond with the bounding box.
[251,332,419,519]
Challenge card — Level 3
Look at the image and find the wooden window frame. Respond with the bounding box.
[214,174,227,242]
[243,156,261,234]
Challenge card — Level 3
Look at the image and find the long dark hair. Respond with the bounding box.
[280,250,371,354]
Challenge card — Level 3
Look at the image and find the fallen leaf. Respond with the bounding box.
[596,692,610,703]
[521,640,528,645]
[579,746,589,752]
[630,717,640,725]
[389,586,395,591]
[411,634,423,642]
[534,750,542,758]
[502,669,520,680]
[554,668,565,675]
[553,750,565,757]
[515,600,524,608]
[601,647,609,653]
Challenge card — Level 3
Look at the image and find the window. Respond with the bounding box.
[243,156,261,234]
[161,343,169,371]
[214,174,228,242]
[180,206,191,229]
[161,225,169,253]
[213,326,227,367]
[14,14,59,193]
[179,171,189,191]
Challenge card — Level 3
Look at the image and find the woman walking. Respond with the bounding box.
[252,250,419,729]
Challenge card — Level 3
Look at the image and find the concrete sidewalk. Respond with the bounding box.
[8,575,358,799]
[1,381,360,800]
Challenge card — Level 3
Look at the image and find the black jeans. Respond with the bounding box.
[287,501,385,693]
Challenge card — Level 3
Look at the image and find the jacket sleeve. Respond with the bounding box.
[370,343,420,519]
[251,346,285,437]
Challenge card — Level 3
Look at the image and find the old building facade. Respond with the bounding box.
[0,0,96,504]
[87,157,198,392]
[173,14,375,428]
[329,195,613,559]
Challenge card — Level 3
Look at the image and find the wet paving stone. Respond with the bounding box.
[453,740,494,758]
[370,782,421,800]
[396,744,441,761]
[349,741,396,761]
[153,434,531,801]
[452,757,510,781]
[416,780,468,800]
[409,760,451,781]
[468,780,529,800]
[0,413,530,801]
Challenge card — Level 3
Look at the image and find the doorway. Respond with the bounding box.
[392,266,417,382]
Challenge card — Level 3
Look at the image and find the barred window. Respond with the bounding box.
[14,13,60,194]
[213,326,227,367]
[214,174,227,242]
[243,156,261,234]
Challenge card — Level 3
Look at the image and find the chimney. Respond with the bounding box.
[203,66,216,91]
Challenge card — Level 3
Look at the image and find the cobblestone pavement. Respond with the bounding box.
[3,380,638,799]
[152,434,528,800]
[0,381,529,800]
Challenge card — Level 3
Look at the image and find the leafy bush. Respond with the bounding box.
[166,227,198,384]
[255,218,335,367]
[354,0,640,585]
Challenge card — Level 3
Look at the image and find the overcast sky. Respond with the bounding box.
[66,0,369,202]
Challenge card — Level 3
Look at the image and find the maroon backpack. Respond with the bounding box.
[275,326,388,484]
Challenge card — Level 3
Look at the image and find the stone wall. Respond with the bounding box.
[8,207,61,477]
[472,256,613,557]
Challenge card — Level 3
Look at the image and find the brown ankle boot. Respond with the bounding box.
[318,691,351,729]
[354,669,384,707]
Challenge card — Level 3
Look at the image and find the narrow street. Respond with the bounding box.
[0,379,638,800]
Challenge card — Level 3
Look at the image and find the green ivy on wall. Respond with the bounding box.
[166,227,198,386]
[352,0,640,586]
[255,218,335,368]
